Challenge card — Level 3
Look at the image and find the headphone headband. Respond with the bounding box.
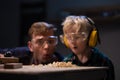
[80,15,101,45]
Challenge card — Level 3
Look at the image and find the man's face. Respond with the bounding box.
[28,30,57,64]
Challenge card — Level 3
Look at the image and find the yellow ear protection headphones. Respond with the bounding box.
[88,27,98,47]
[60,34,70,48]
[85,16,101,47]
[62,15,100,48]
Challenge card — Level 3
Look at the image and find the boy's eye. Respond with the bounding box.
[74,35,81,39]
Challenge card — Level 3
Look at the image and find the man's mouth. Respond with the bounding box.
[43,54,51,59]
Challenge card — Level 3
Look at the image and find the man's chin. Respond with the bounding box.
[43,56,51,61]
[42,59,51,64]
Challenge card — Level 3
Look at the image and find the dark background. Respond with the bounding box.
[0,0,120,80]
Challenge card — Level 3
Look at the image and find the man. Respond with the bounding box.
[0,22,63,65]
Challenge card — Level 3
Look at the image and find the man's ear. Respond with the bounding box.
[28,41,33,52]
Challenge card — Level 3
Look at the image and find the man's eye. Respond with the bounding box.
[37,39,44,44]
[48,39,55,44]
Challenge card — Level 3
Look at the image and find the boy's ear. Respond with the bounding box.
[28,41,33,52]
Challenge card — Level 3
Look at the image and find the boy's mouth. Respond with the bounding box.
[73,46,77,49]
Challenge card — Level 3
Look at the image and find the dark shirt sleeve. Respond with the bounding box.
[0,48,3,53]
[11,47,32,65]
[0,48,11,54]
[92,48,115,80]
[93,48,115,80]
[54,52,64,61]
[103,58,115,80]
[0,47,32,65]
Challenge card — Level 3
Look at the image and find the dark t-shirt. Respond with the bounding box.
[63,48,115,80]
[0,47,63,65]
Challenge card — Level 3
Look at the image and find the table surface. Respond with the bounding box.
[0,65,108,80]
[0,65,108,74]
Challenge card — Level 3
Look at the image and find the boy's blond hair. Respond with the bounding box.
[62,15,95,35]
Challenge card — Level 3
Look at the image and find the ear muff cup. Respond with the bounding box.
[89,29,98,47]
[63,35,69,48]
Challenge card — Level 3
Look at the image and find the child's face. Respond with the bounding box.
[65,25,88,55]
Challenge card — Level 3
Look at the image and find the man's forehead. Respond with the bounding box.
[32,35,53,39]
[33,36,44,39]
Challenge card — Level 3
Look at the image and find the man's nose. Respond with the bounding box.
[42,41,50,48]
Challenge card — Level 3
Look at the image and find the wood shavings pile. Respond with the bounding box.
[32,62,78,68]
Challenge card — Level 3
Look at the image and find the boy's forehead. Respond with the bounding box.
[65,25,81,33]
[67,23,88,33]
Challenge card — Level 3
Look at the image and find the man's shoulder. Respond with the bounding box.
[13,47,30,53]
[12,46,32,56]
[54,52,64,61]
[1,46,32,57]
